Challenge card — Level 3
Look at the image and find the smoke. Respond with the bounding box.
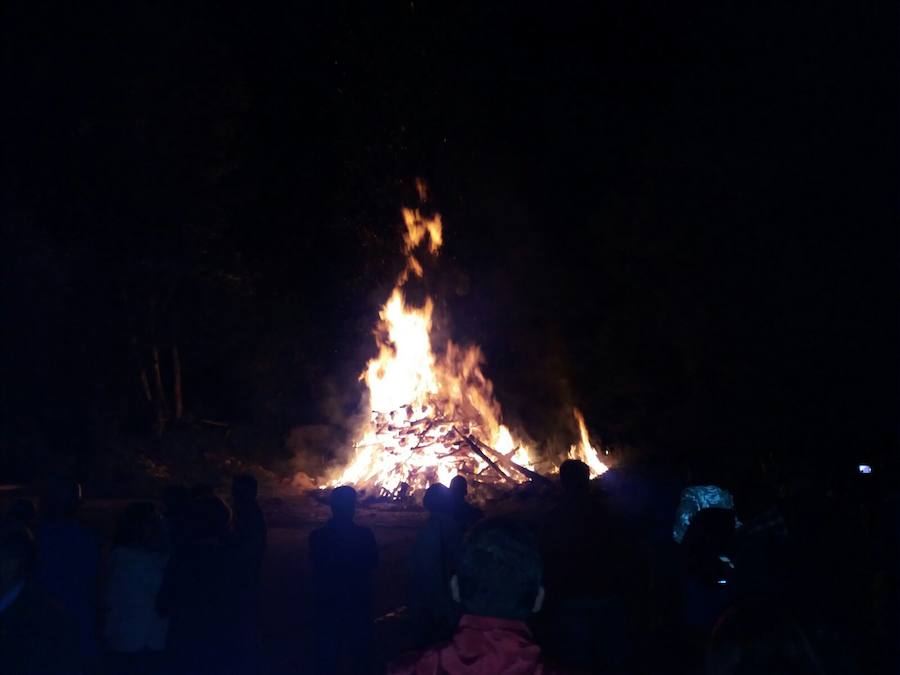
[284,372,370,483]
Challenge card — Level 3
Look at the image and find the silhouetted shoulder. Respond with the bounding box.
[308,522,330,555]
[358,523,378,566]
[357,522,377,542]
[0,585,80,674]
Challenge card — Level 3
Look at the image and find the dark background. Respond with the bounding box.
[1,2,894,484]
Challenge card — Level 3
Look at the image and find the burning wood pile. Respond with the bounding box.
[341,403,548,499]
[325,181,606,497]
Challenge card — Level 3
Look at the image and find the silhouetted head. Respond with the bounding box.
[41,476,82,519]
[452,518,544,621]
[0,521,36,596]
[707,599,824,675]
[449,476,468,501]
[232,474,258,506]
[423,483,451,515]
[330,486,357,522]
[190,483,215,500]
[114,502,160,549]
[559,459,591,497]
[188,496,231,542]
[162,484,190,517]
[7,498,36,527]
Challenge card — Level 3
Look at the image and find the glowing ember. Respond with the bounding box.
[568,408,608,477]
[329,183,605,495]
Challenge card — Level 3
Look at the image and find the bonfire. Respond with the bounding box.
[330,181,606,497]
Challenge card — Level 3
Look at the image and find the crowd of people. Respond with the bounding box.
[0,475,267,675]
[0,458,894,674]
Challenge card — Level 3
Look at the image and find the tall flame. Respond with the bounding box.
[568,408,608,477]
[363,290,439,413]
[331,188,535,494]
[330,184,606,494]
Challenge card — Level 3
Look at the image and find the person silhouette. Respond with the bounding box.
[34,476,100,665]
[407,483,463,647]
[309,486,378,675]
[680,506,738,652]
[559,458,591,502]
[0,520,80,674]
[229,474,267,668]
[538,459,631,670]
[105,502,168,672]
[389,518,558,674]
[448,476,483,532]
[157,495,241,675]
[6,498,36,529]
[231,474,267,585]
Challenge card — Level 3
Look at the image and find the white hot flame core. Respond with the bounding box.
[364,290,439,414]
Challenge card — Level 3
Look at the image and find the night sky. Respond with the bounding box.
[1,2,893,483]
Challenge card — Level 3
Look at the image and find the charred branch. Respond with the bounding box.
[473,437,552,485]
[455,429,510,481]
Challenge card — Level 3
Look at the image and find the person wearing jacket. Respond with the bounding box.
[390,517,566,675]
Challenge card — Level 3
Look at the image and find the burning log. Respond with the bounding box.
[455,429,510,482]
[410,420,435,449]
[472,437,552,486]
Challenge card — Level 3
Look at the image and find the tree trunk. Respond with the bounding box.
[172,345,183,420]
[152,345,169,434]
[139,368,153,402]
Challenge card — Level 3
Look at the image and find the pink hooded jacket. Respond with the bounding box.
[390,614,567,675]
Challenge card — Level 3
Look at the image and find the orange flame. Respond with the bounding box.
[330,184,534,494]
[568,408,608,477]
[401,208,442,256]
[327,183,606,494]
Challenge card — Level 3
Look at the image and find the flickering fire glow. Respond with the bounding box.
[568,408,609,477]
[330,182,606,495]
